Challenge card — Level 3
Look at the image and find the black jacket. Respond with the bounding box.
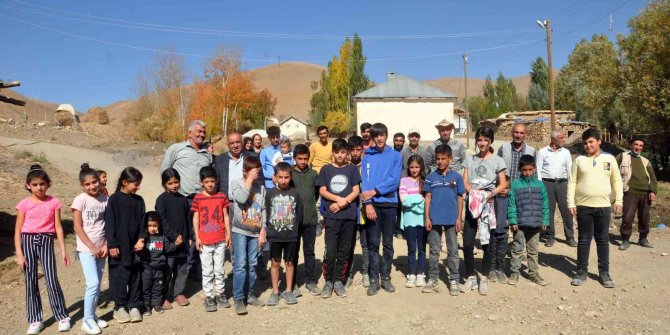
[138,234,176,269]
[214,151,250,197]
[155,191,190,257]
[104,192,146,266]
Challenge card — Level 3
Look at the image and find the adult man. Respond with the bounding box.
[537,130,576,247]
[401,128,430,176]
[160,120,213,196]
[498,123,536,181]
[309,125,332,173]
[426,119,466,173]
[393,133,405,152]
[213,132,248,198]
[360,122,372,150]
[616,138,658,250]
[259,126,282,189]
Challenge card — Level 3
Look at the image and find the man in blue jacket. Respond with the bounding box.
[360,123,402,296]
[259,126,282,189]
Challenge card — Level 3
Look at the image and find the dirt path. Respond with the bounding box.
[0,136,163,209]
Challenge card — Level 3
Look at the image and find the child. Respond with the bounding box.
[139,212,179,315]
[14,164,71,334]
[489,175,510,284]
[230,156,267,315]
[317,138,361,298]
[462,127,507,295]
[345,135,369,288]
[568,129,623,288]
[273,136,295,166]
[155,168,191,308]
[291,144,320,295]
[72,163,109,334]
[265,162,302,306]
[507,155,549,286]
[97,169,109,197]
[399,155,427,288]
[423,145,465,296]
[192,166,232,312]
[105,167,146,323]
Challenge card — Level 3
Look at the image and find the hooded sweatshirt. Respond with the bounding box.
[361,145,402,206]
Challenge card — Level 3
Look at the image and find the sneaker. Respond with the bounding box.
[204,297,218,312]
[143,309,152,317]
[266,292,280,306]
[174,294,190,306]
[415,274,427,287]
[217,294,231,308]
[362,274,370,288]
[247,295,265,307]
[507,273,519,286]
[478,277,490,295]
[599,272,615,288]
[305,282,321,296]
[283,291,298,305]
[334,281,347,297]
[367,280,380,296]
[345,277,354,289]
[321,281,334,298]
[129,308,142,322]
[293,284,303,298]
[531,274,548,286]
[488,271,498,282]
[81,319,101,335]
[448,280,460,296]
[619,240,631,250]
[234,299,247,315]
[162,299,173,310]
[27,321,44,335]
[113,308,130,323]
[153,306,165,314]
[638,238,653,248]
[461,276,479,293]
[545,238,556,247]
[497,271,508,283]
[405,274,416,288]
[421,279,439,293]
[571,270,588,286]
[95,319,108,329]
[57,318,71,332]
[567,238,578,247]
[381,279,396,293]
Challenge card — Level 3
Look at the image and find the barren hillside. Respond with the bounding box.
[0,88,59,122]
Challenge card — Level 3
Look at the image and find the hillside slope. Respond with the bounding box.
[0,88,59,122]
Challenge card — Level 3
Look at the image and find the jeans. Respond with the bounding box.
[165,257,188,300]
[200,242,226,298]
[294,225,317,284]
[232,233,259,301]
[403,226,426,275]
[489,230,509,272]
[576,206,611,273]
[510,227,540,276]
[78,252,105,322]
[621,193,651,239]
[323,219,356,283]
[428,226,459,281]
[364,205,397,281]
[463,211,493,277]
[543,180,574,240]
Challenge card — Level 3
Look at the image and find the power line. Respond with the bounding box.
[6,0,535,40]
[559,0,635,36]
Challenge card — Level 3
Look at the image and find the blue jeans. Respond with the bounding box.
[365,205,397,281]
[78,252,105,322]
[403,226,427,275]
[232,232,259,301]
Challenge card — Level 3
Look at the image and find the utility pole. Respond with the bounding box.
[463,53,470,149]
[537,19,556,130]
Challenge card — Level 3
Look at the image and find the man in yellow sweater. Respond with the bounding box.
[567,129,623,289]
[309,125,333,174]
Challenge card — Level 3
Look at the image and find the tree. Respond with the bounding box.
[527,57,550,110]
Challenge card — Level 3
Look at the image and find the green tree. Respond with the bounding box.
[527,57,550,110]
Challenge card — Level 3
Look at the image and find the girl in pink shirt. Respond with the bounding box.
[14,164,71,334]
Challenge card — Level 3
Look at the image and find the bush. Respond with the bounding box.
[13,150,48,163]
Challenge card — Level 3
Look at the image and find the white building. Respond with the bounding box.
[354,73,458,141]
[279,116,309,140]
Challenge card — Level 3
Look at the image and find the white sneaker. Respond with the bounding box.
[81,319,101,335]
[405,274,416,288]
[26,321,44,335]
[479,276,490,295]
[461,276,479,293]
[95,319,108,329]
[415,274,427,287]
[57,317,71,332]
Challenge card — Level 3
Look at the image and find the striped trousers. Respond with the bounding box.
[21,233,68,323]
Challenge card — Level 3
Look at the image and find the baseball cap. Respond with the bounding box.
[408,128,421,136]
[435,119,455,129]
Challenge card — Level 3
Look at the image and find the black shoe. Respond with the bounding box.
[216,294,231,308]
[545,238,556,247]
[619,239,631,250]
[599,272,615,288]
[571,270,588,286]
[367,281,379,296]
[204,297,217,312]
[567,238,578,247]
[381,279,396,293]
[638,238,653,248]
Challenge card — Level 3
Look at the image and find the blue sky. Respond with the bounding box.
[0,0,647,111]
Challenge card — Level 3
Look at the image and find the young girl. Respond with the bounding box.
[252,133,263,155]
[462,127,508,296]
[155,168,191,308]
[72,163,109,334]
[97,169,109,197]
[399,155,427,288]
[105,167,146,323]
[14,164,71,334]
[243,137,254,155]
[273,137,295,166]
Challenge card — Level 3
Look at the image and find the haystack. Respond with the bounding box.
[55,104,78,127]
[83,107,110,125]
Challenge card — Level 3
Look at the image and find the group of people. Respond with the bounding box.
[13,117,658,334]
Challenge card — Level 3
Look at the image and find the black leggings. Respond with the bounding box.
[462,211,493,277]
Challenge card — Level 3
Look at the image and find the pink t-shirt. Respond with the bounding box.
[16,196,62,234]
[71,193,108,252]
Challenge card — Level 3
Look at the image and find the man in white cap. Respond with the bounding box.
[401,128,430,176]
[426,119,466,173]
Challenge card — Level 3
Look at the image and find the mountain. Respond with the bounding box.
[0,88,59,122]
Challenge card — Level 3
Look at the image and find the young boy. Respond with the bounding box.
[265,162,302,306]
[317,138,361,298]
[291,144,320,295]
[507,155,550,286]
[345,135,370,288]
[568,129,623,288]
[138,211,179,315]
[423,145,465,296]
[489,175,510,283]
[192,166,231,312]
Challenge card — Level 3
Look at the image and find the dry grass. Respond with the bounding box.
[12,150,48,163]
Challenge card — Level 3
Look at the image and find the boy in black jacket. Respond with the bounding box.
[139,212,180,315]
